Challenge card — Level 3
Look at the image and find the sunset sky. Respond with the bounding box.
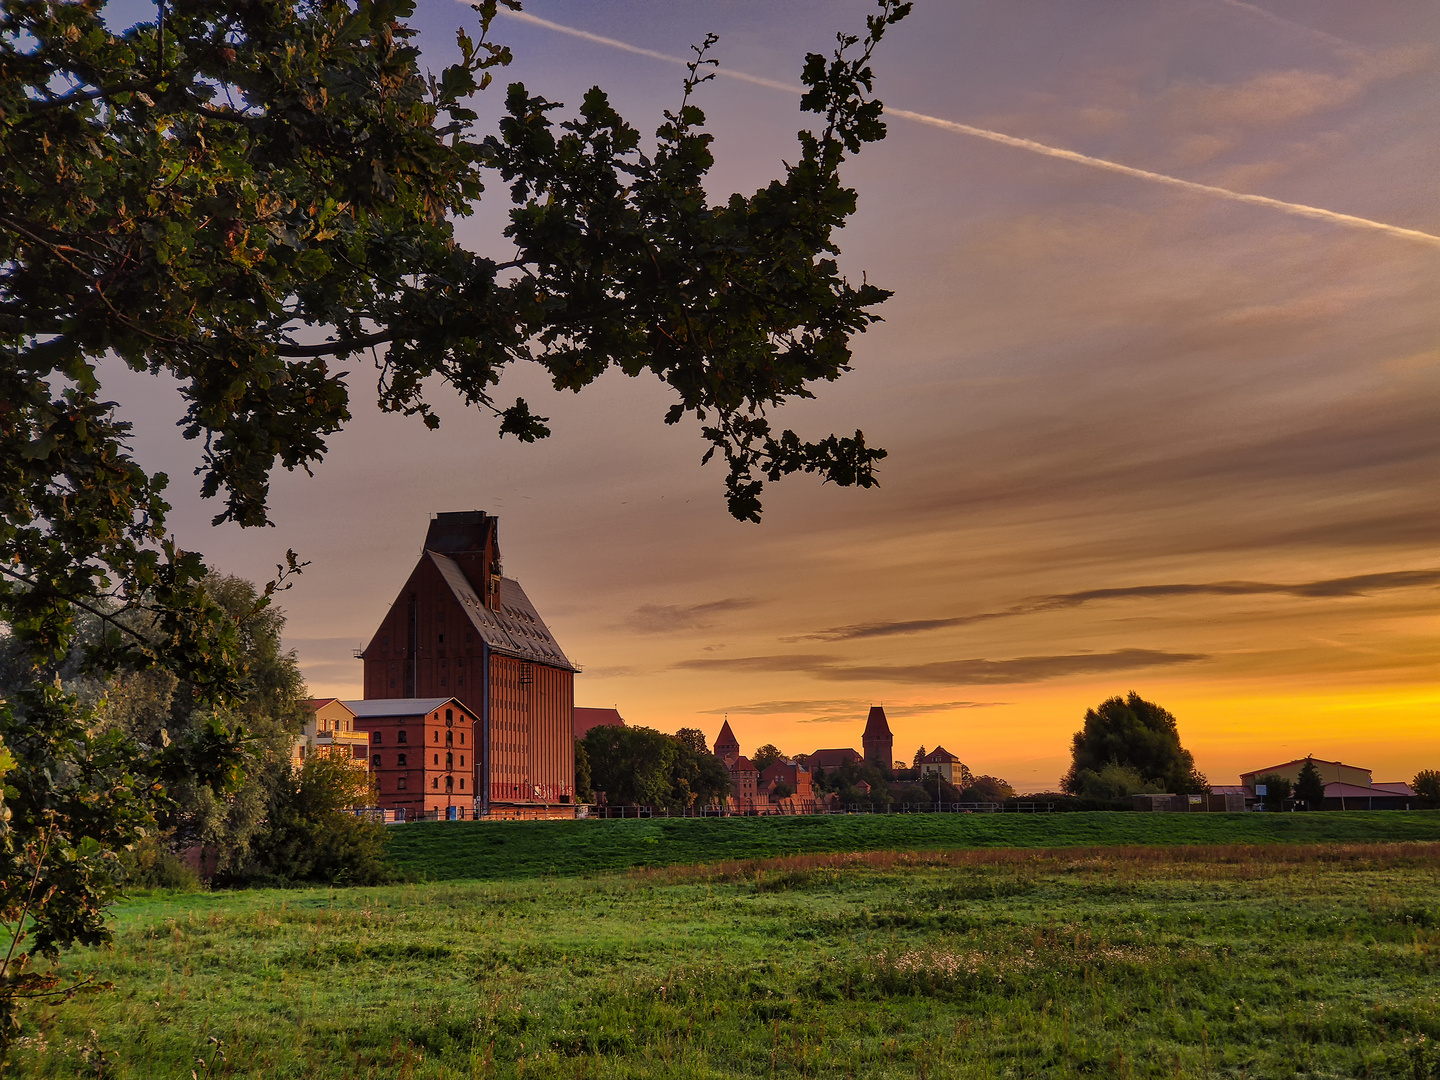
[108,0,1439,790]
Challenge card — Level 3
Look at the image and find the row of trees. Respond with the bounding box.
[577,725,732,812]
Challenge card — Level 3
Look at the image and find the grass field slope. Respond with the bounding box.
[386,809,1440,881]
[15,839,1440,1078]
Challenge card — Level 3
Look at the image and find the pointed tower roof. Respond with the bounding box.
[715,719,738,745]
[862,705,891,738]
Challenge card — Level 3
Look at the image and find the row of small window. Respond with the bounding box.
[372,753,465,768]
[371,730,465,745]
[390,776,465,791]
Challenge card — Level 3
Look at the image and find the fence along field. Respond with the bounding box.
[12,815,1440,1078]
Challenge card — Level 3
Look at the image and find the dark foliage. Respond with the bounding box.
[1061,692,1208,797]
[1412,769,1440,810]
[581,725,730,811]
[224,754,390,886]
[1258,773,1293,812]
[1294,759,1326,811]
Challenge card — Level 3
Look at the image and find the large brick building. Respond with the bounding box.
[358,511,578,813]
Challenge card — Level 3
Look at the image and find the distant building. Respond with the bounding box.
[861,706,893,769]
[1240,757,1372,789]
[1239,757,1416,811]
[345,697,477,817]
[728,755,760,808]
[357,511,578,812]
[805,748,863,771]
[575,707,625,739]
[713,720,741,764]
[919,745,961,784]
[760,760,813,806]
[293,698,369,769]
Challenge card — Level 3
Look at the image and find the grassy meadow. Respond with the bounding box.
[386,809,1440,882]
[13,819,1440,1079]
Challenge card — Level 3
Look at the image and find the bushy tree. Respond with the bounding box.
[1067,762,1165,802]
[1294,759,1326,811]
[225,754,389,886]
[574,741,593,803]
[1258,773,1292,812]
[669,736,732,811]
[674,728,709,756]
[752,743,784,773]
[1410,769,1439,809]
[958,774,1015,803]
[1061,693,1207,796]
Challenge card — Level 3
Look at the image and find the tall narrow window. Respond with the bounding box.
[433,753,439,765]
[446,752,453,769]
[372,755,381,768]
[397,777,407,791]
[373,732,383,746]
[397,754,407,767]
[397,730,408,744]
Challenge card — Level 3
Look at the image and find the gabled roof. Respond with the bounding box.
[922,745,960,764]
[807,748,862,769]
[730,755,757,773]
[304,697,352,714]
[575,707,625,737]
[1371,781,1416,795]
[1324,781,1410,798]
[429,552,577,671]
[344,697,458,718]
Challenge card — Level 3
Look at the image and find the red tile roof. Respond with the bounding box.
[922,745,960,764]
[806,748,862,769]
[575,707,626,738]
[862,705,892,739]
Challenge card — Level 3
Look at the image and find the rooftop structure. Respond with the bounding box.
[358,512,577,812]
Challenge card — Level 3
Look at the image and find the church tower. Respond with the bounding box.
[713,720,740,764]
[861,705,893,771]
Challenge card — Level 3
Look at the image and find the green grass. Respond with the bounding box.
[14,835,1440,1078]
[387,809,1440,882]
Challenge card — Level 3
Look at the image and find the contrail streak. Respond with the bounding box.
[1217,0,1358,53]
[490,7,1440,250]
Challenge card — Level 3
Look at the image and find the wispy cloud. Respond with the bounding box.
[491,6,1440,249]
[804,569,1440,642]
[700,698,1007,722]
[624,597,760,633]
[676,649,1207,685]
